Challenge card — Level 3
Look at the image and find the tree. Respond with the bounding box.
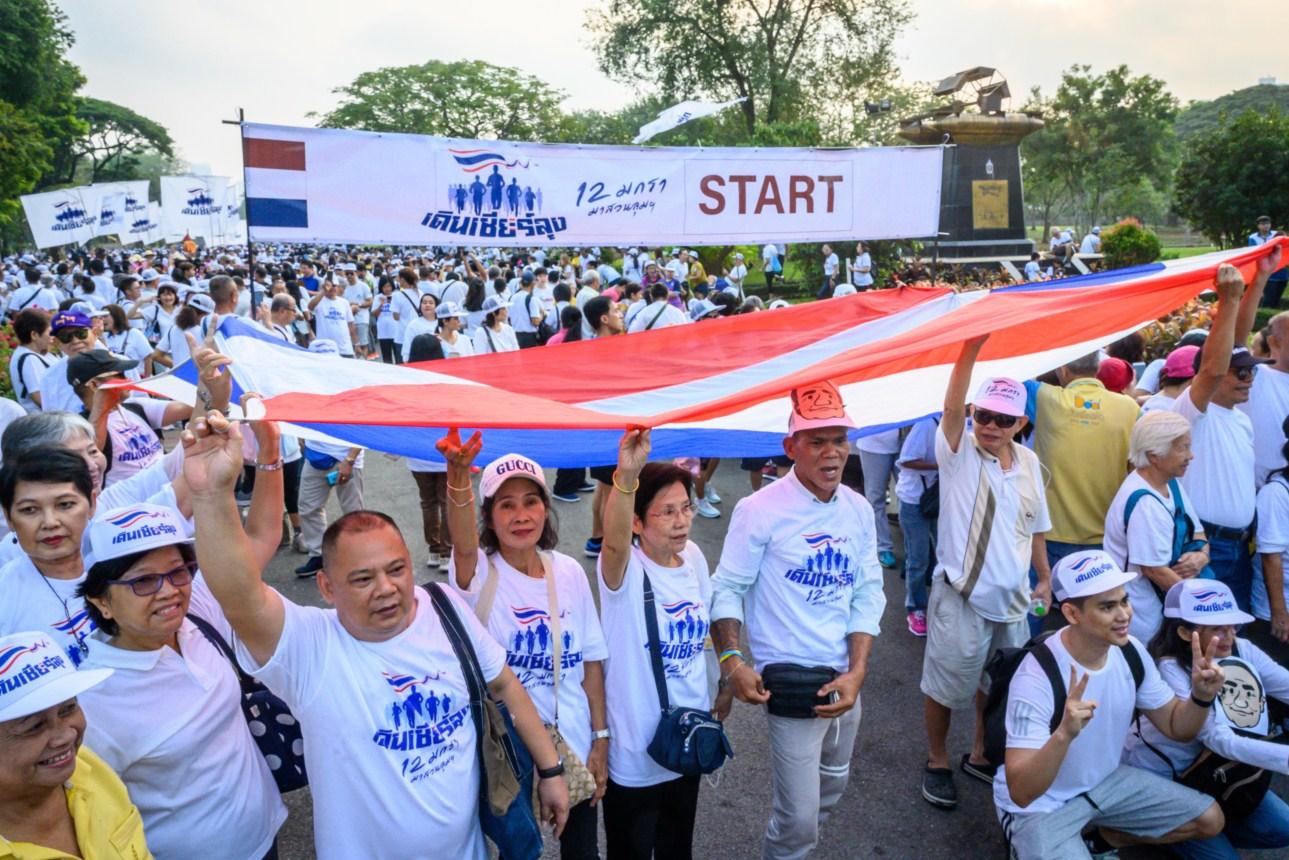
[1176,84,1289,142]
[46,97,174,186]
[1019,88,1071,239]
[312,60,568,140]
[1174,108,1289,248]
[585,0,910,142]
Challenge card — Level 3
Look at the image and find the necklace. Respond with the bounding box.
[33,563,90,659]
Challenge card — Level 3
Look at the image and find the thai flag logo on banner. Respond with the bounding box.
[244,136,308,229]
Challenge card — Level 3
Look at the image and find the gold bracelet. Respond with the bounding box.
[612,470,639,495]
[449,493,475,508]
[446,480,472,493]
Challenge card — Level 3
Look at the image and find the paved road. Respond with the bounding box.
[262,454,1271,859]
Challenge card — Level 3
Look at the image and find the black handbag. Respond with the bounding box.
[917,478,939,520]
[761,663,838,719]
[187,614,308,793]
[641,572,733,776]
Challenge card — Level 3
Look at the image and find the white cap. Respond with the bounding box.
[767,299,790,310]
[787,381,858,435]
[479,454,546,501]
[186,293,215,314]
[832,283,858,297]
[481,294,507,313]
[689,299,719,321]
[308,338,340,355]
[435,301,469,319]
[89,505,190,564]
[1052,550,1137,602]
[69,301,107,319]
[0,631,112,722]
[1163,579,1254,626]
[971,377,1027,418]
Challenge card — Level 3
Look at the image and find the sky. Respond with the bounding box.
[59,0,1285,180]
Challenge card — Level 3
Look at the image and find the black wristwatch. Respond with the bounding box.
[537,762,565,781]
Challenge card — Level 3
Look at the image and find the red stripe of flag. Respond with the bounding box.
[244,138,306,171]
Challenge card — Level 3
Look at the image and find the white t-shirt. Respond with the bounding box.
[895,418,939,506]
[509,291,539,334]
[822,253,839,278]
[80,577,286,860]
[36,354,86,413]
[1023,260,1041,281]
[597,543,712,787]
[993,631,1173,815]
[1138,358,1166,395]
[1171,388,1255,528]
[101,328,152,382]
[934,427,1051,622]
[1240,365,1289,486]
[374,295,398,340]
[0,553,93,666]
[401,317,439,363]
[711,469,885,671]
[1080,234,1102,254]
[103,399,168,487]
[851,252,873,287]
[855,426,901,455]
[314,296,355,356]
[472,323,519,355]
[439,332,474,359]
[344,280,373,325]
[626,302,687,334]
[450,551,608,761]
[532,282,556,316]
[157,324,200,368]
[236,588,505,860]
[1140,391,1177,414]
[1253,476,1289,621]
[9,346,50,413]
[726,264,748,289]
[6,284,60,314]
[761,244,778,269]
[391,288,422,343]
[1102,471,1198,641]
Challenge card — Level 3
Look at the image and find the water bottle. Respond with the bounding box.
[1029,598,1048,618]
[326,469,340,486]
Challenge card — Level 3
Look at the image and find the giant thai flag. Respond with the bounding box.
[133,242,1284,467]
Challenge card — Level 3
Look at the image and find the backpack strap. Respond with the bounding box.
[1030,631,1066,735]
[423,584,489,806]
[14,351,47,401]
[640,569,672,714]
[644,303,668,331]
[186,612,258,697]
[1119,640,1145,690]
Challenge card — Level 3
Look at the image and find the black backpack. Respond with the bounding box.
[982,630,1144,768]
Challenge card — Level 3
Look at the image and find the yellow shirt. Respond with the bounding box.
[0,746,152,860]
[1032,378,1140,544]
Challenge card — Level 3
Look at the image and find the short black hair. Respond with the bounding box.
[0,447,94,513]
[583,296,612,330]
[79,543,196,637]
[13,308,50,344]
[321,510,403,572]
[633,462,693,524]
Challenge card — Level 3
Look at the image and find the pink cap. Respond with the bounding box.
[971,377,1027,417]
[1162,345,1200,380]
[787,381,858,434]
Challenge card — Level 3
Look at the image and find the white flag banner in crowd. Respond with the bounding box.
[160,174,231,240]
[632,98,747,144]
[89,179,150,220]
[94,191,127,237]
[20,186,99,248]
[241,122,943,247]
[122,202,164,245]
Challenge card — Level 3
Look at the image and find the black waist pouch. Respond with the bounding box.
[761,663,838,719]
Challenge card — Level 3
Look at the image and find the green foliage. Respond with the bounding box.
[1100,218,1162,268]
[1173,108,1289,248]
[312,60,567,140]
[45,97,174,186]
[1176,84,1289,142]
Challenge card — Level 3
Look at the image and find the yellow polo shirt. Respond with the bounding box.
[0,746,151,860]
[1031,378,1140,544]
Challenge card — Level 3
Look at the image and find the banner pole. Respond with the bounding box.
[224,109,253,298]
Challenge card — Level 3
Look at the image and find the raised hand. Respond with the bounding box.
[1056,666,1097,741]
[435,427,482,476]
[1190,631,1225,702]
[1214,263,1247,303]
[1258,245,1283,279]
[181,411,246,498]
[186,316,233,412]
[615,428,651,479]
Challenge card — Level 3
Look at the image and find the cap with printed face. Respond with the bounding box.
[787,381,858,435]
[479,453,547,501]
[971,377,1027,418]
[88,504,190,565]
[51,310,92,333]
[0,632,113,723]
[1052,549,1137,602]
[1163,579,1254,626]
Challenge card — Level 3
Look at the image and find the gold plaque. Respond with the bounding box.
[972,180,1009,230]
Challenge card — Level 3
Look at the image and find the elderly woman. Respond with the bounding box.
[438,430,609,860]
[1102,410,1211,641]
[0,629,149,858]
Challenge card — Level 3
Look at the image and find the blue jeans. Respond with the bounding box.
[859,450,897,553]
[1172,791,1289,860]
[899,500,935,612]
[1205,528,1254,613]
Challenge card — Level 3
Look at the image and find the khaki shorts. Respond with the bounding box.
[920,575,1029,709]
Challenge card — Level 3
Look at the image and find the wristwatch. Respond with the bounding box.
[537,761,565,780]
[590,728,611,742]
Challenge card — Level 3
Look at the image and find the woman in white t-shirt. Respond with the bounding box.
[473,294,519,355]
[150,300,209,370]
[400,293,439,364]
[596,429,718,859]
[440,433,609,860]
[435,301,475,359]
[371,278,399,363]
[131,283,179,348]
[101,305,153,381]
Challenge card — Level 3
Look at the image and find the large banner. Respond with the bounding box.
[241,122,944,247]
[161,175,230,240]
[123,202,164,245]
[21,187,99,248]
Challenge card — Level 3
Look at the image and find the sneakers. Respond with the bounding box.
[577,482,596,493]
[291,533,308,555]
[295,556,323,578]
[960,754,997,785]
[879,550,897,569]
[907,610,927,637]
[551,491,580,503]
[695,498,720,519]
[584,537,603,558]
[704,486,721,505]
[921,764,957,809]
[427,551,442,569]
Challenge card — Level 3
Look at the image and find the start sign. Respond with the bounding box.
[685,160,855,235]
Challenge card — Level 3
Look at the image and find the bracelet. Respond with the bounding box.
[446,480,472,493]
[1191,692,1215,708]
[536,761,565,780]
[256,460,283,472]
[448,493,475,508]
[717,648,745,665]
[612,470,639,495]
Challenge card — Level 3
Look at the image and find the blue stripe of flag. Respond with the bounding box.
[246,197,308,228]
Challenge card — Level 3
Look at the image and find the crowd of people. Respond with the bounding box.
[0,231,1287,860]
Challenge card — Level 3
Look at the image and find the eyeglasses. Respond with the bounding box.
[973,408,1019,429]
[649,503,696,521]
[55,328,91,344]
[108,561,197,596]
[1230,366,1255,381]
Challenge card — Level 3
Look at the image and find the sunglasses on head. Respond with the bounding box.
[1230,365,1254,381]
[55,328,90,344]
[973,408,1019,429]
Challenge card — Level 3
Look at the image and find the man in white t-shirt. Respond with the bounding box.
[995,550,1224,859]
[308,279,358,358]
[761,243,780,288]
[341,265,373,359]
[5,268,60,317]
[922,336,1051,811]
[712,381,884,860]
[182,413,569,860]
[818,244,840,299]
[724,252,748,299]
[38,310,105,414]
[510,272,543,348]
[626,284,687,334]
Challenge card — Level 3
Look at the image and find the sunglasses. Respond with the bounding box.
[973,408,1019,429]
[1230,366,1254,382]
[108,561,197,597]
[55,328,91,344]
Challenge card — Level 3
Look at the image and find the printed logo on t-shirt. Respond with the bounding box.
[650,599,708,679]
[505,606,581,687]
[51,608,94,666]
[784,533,854,605]
[373,669,470,784]
[116,424,162,464]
